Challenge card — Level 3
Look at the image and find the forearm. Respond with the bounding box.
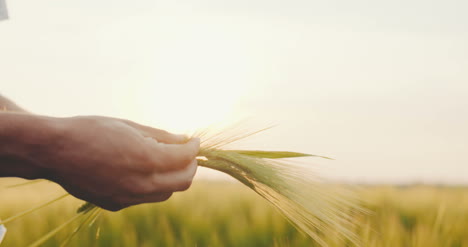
[0,94,28,113]
[0,112,57,179]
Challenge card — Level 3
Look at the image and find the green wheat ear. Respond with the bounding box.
[196,148,362,247]
[4,128,362,247]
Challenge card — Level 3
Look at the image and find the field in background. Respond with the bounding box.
[1,179,468,247]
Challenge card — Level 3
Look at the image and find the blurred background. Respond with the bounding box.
[1,0,467,246]
[1,0,467,184]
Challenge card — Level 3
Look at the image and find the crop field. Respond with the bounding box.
[1,179,468,247]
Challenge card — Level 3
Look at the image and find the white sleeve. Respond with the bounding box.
[0,0,8,21]
[0,223,6,245]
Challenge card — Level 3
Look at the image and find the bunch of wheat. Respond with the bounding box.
[1,130,363,247]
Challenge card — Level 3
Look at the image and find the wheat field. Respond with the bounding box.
[1,179,467,247]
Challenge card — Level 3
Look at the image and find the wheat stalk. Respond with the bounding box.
[2,129,363,247]
[197,148,361,246]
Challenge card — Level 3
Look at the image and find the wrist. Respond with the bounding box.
[0,113,63,179]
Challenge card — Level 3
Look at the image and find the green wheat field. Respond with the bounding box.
[1,179,467,247]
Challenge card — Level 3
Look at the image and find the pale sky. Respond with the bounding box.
[1,0,467,184]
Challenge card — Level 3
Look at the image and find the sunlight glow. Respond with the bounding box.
[130,18,252,134]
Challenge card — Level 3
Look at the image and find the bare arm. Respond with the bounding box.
[0,96,199,211]
[0,113,50,178]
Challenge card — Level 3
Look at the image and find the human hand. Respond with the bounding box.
[36,116,199,211]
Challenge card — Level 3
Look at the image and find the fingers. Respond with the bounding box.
[107,161,198,210]
[117,159,197,197]
[59,119,199,212]
[122,119,187,144]
[149,159,198,192]
[103,138,199,210]
[63,161,197,212]
[147,138,200,172]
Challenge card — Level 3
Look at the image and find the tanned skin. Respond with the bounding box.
[0,94,199,211]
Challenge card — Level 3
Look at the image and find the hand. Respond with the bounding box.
[36,116,199,211]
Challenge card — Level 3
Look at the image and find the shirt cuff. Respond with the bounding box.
[0,223,6,245]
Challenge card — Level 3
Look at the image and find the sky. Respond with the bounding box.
[1,0,467,184]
